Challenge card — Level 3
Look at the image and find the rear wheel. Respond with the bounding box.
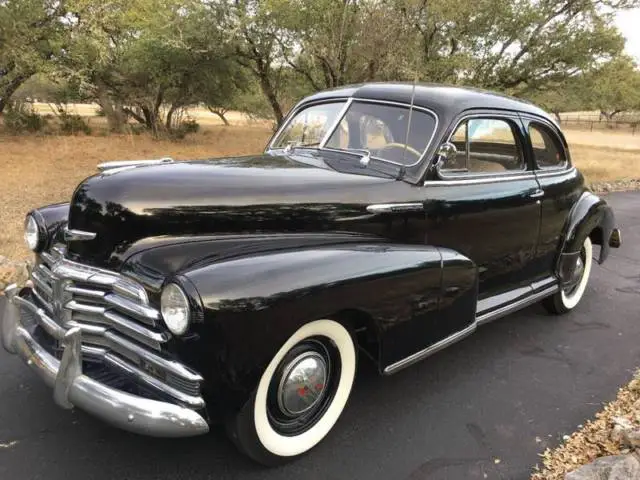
[543,237,593,314]
[227,319,357,466]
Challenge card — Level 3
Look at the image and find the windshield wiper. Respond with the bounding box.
[283,141,321,153]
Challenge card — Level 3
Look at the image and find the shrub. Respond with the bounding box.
[58,112,92,135]
[169,118,200,140]
[3,102,47,134]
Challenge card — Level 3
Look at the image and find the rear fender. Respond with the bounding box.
[557,191,615,283]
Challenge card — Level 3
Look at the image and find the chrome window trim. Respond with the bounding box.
[424,171,536,187]
[268,97,440,169]
[268,98,351,150]
[319,98,353,147]
[436,113,528,179]
[526,120,571,172]
[534,166,576,178]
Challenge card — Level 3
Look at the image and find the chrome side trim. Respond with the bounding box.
[63,227,97,242]
[383,322,477,375]
[476,284,558,325]
[366,203,424,214]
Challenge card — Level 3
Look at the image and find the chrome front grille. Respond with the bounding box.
[30,246,203,407]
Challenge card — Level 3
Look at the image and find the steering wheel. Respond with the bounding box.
[374,143,422,162]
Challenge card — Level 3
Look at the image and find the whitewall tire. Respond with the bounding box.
[227,319,357,465]
[544,237,593,314]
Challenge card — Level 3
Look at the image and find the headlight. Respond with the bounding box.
[24,215,42,251]
[160,283,190,335]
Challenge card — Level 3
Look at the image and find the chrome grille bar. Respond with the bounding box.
[29,248,202,403]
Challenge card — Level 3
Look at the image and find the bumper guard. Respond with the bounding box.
[1,285,209,438]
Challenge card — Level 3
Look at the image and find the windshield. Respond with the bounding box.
[325,101,437,166]
[273,102,346,148]
[272,100,437,167]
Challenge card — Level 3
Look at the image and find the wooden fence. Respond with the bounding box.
[559,114,640,135]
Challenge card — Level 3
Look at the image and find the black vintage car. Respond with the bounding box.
[1,83,622,465]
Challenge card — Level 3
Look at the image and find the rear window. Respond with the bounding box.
[529,123,566,169]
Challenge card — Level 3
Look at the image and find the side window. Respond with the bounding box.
[441,118,524,174]
[529,123,566,169]
[448,122,468,170]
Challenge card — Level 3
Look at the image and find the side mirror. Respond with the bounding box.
[434,142,457,171]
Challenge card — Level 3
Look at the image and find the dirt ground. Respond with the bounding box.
[1,117,639,261]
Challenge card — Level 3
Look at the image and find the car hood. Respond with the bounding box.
[65,153,402,268]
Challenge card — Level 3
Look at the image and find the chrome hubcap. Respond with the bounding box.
[564,254,585,294]
[277,352,328,416]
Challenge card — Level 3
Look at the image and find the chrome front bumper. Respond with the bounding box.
[0,285,209,438]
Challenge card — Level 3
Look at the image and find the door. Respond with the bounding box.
[519,116,585,279]
[424,113,542,300]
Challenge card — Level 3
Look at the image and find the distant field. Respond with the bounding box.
[1,106,639,261]
[30,103,265,127]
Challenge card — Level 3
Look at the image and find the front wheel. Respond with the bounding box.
[543,236,593,314]
[227,319,357,466]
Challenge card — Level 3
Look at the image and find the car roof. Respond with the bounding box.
[301,82,555,123]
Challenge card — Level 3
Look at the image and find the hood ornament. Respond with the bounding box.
[97,157,174,172]
[64,227,96,242]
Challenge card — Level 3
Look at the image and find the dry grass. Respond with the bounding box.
[531,371,640,479]
[0,125,272,260]
[0,123,639,261]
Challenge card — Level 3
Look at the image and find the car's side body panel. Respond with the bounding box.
[145,243,477,412]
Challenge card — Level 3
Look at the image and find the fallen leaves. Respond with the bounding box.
[531,370,640,480]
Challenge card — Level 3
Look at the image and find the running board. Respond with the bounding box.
[382,278,559,375]
[476,284,559,326]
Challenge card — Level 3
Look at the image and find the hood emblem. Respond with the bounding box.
[64,227,97,242]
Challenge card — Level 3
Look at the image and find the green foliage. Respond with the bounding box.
[2,0,640,135]
[58,112,92,135]
[3,102,48,134]
[0,0,67,113]
[169,118,200,140]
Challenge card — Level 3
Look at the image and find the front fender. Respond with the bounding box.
[172,244,461,413]
[29,202,70,250]
[557,191,616,282]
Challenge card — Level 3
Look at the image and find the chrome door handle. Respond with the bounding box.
[529,189,545,199]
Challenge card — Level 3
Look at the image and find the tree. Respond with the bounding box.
[56,0,241,134]
[582,57,640,119]
[0,0,67,113]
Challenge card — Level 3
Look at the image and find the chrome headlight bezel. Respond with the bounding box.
[160,283,191,336]
[24,214,45,252]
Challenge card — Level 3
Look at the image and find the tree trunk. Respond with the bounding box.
[166,104,179,131]
[0,70,35,114]
[258,74,284,127]
[207,106,230,125]
[96,87,126,132]
[553,111,562,124]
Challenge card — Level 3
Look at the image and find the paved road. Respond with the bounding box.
[1,191,639,480]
